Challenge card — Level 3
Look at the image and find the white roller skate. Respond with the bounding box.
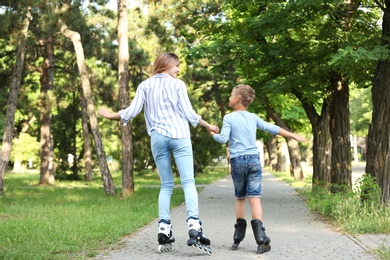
[157,221,175,253]
[186,218,212,255]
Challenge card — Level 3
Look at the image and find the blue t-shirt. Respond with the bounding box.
[213,111,280,159]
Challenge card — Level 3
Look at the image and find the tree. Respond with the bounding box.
[0,4,31,194]
[117,0,134,197]
[262,96,304,180]
[39,34,56,185]
[59,4,115,195]
[80,88,93,181]
[366,0,390,204]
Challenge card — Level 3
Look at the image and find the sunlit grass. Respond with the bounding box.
[0,166,229,259]
[374,240,390,260]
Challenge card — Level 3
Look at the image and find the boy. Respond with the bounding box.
[208,84,306,254]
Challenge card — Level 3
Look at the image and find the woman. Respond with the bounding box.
[98,52,217,255]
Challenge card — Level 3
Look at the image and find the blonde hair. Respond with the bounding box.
[151,52,179,75]
[234,84,255,107]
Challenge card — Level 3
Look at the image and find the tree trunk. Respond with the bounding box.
[294,90,332,190]
[312,114,332,189]
[59,7,115,195]
[80,88,93,181]
[266,135,278,171]
[39,34,56,185]
[275,141,286,172]
[118,0,134,197]
[262,96,304,180]
[366,0,390,204]
[0,6,31,195]
[263,145,269,167]
[49,134,55,182]
[329,72,352,193]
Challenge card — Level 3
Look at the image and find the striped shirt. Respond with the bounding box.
[213,111,280,159]
[118,73,201,138]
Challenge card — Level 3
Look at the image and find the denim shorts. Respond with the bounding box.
[230,154,262,198]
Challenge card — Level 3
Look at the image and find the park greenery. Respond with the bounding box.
[0,166,229,259]
[1,166,389,259]
[1,0,390,258]
[1,0,389,198]
[273,168,390,260]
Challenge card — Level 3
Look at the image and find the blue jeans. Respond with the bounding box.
[151,131,199,221]
[230,154,262,198]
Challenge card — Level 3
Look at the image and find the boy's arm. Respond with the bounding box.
[209,130,216,137]
[277,128,306,142]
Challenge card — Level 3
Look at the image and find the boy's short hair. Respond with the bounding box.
[234,84,255,107]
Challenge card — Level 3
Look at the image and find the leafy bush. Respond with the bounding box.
[300,174,390,234]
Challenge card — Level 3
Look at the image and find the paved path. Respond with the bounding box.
[93,169,389,260]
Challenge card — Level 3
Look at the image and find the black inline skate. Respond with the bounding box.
[186,218,212,255]
[157,220,175,253]
[251,219,271,254]
[231,218,247,250]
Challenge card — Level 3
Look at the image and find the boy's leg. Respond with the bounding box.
[248,197,263,220]
[230,155,249,251]
[246,154,263,220]
[246,155,271,253]
[235,198,246,219]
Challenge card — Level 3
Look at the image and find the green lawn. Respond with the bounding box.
[0,166,229,260]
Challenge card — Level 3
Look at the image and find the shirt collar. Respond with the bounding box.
[154,73,170,78]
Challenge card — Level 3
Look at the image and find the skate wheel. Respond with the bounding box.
[188,241,212,255]
[158,243,172,253]
[256,243,271,254]
[204,246,212,255]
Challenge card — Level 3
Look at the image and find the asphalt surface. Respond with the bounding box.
[92,168,389,260]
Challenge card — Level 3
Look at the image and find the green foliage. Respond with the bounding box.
[298,173,390,234]
[349,87,372,136]
[374,241,390,260]
[354,173,382,205]
[10,133,40,165]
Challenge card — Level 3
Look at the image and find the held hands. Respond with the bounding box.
[208,124,219,137]
[208,124,220,134]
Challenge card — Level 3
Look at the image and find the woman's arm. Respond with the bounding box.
[97,108,121,120]
[199,119,220,133]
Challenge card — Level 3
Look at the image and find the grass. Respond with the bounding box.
[0,166,229,260]
[270,165,390,260]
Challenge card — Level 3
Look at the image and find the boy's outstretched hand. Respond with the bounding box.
[291,133,307,142]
